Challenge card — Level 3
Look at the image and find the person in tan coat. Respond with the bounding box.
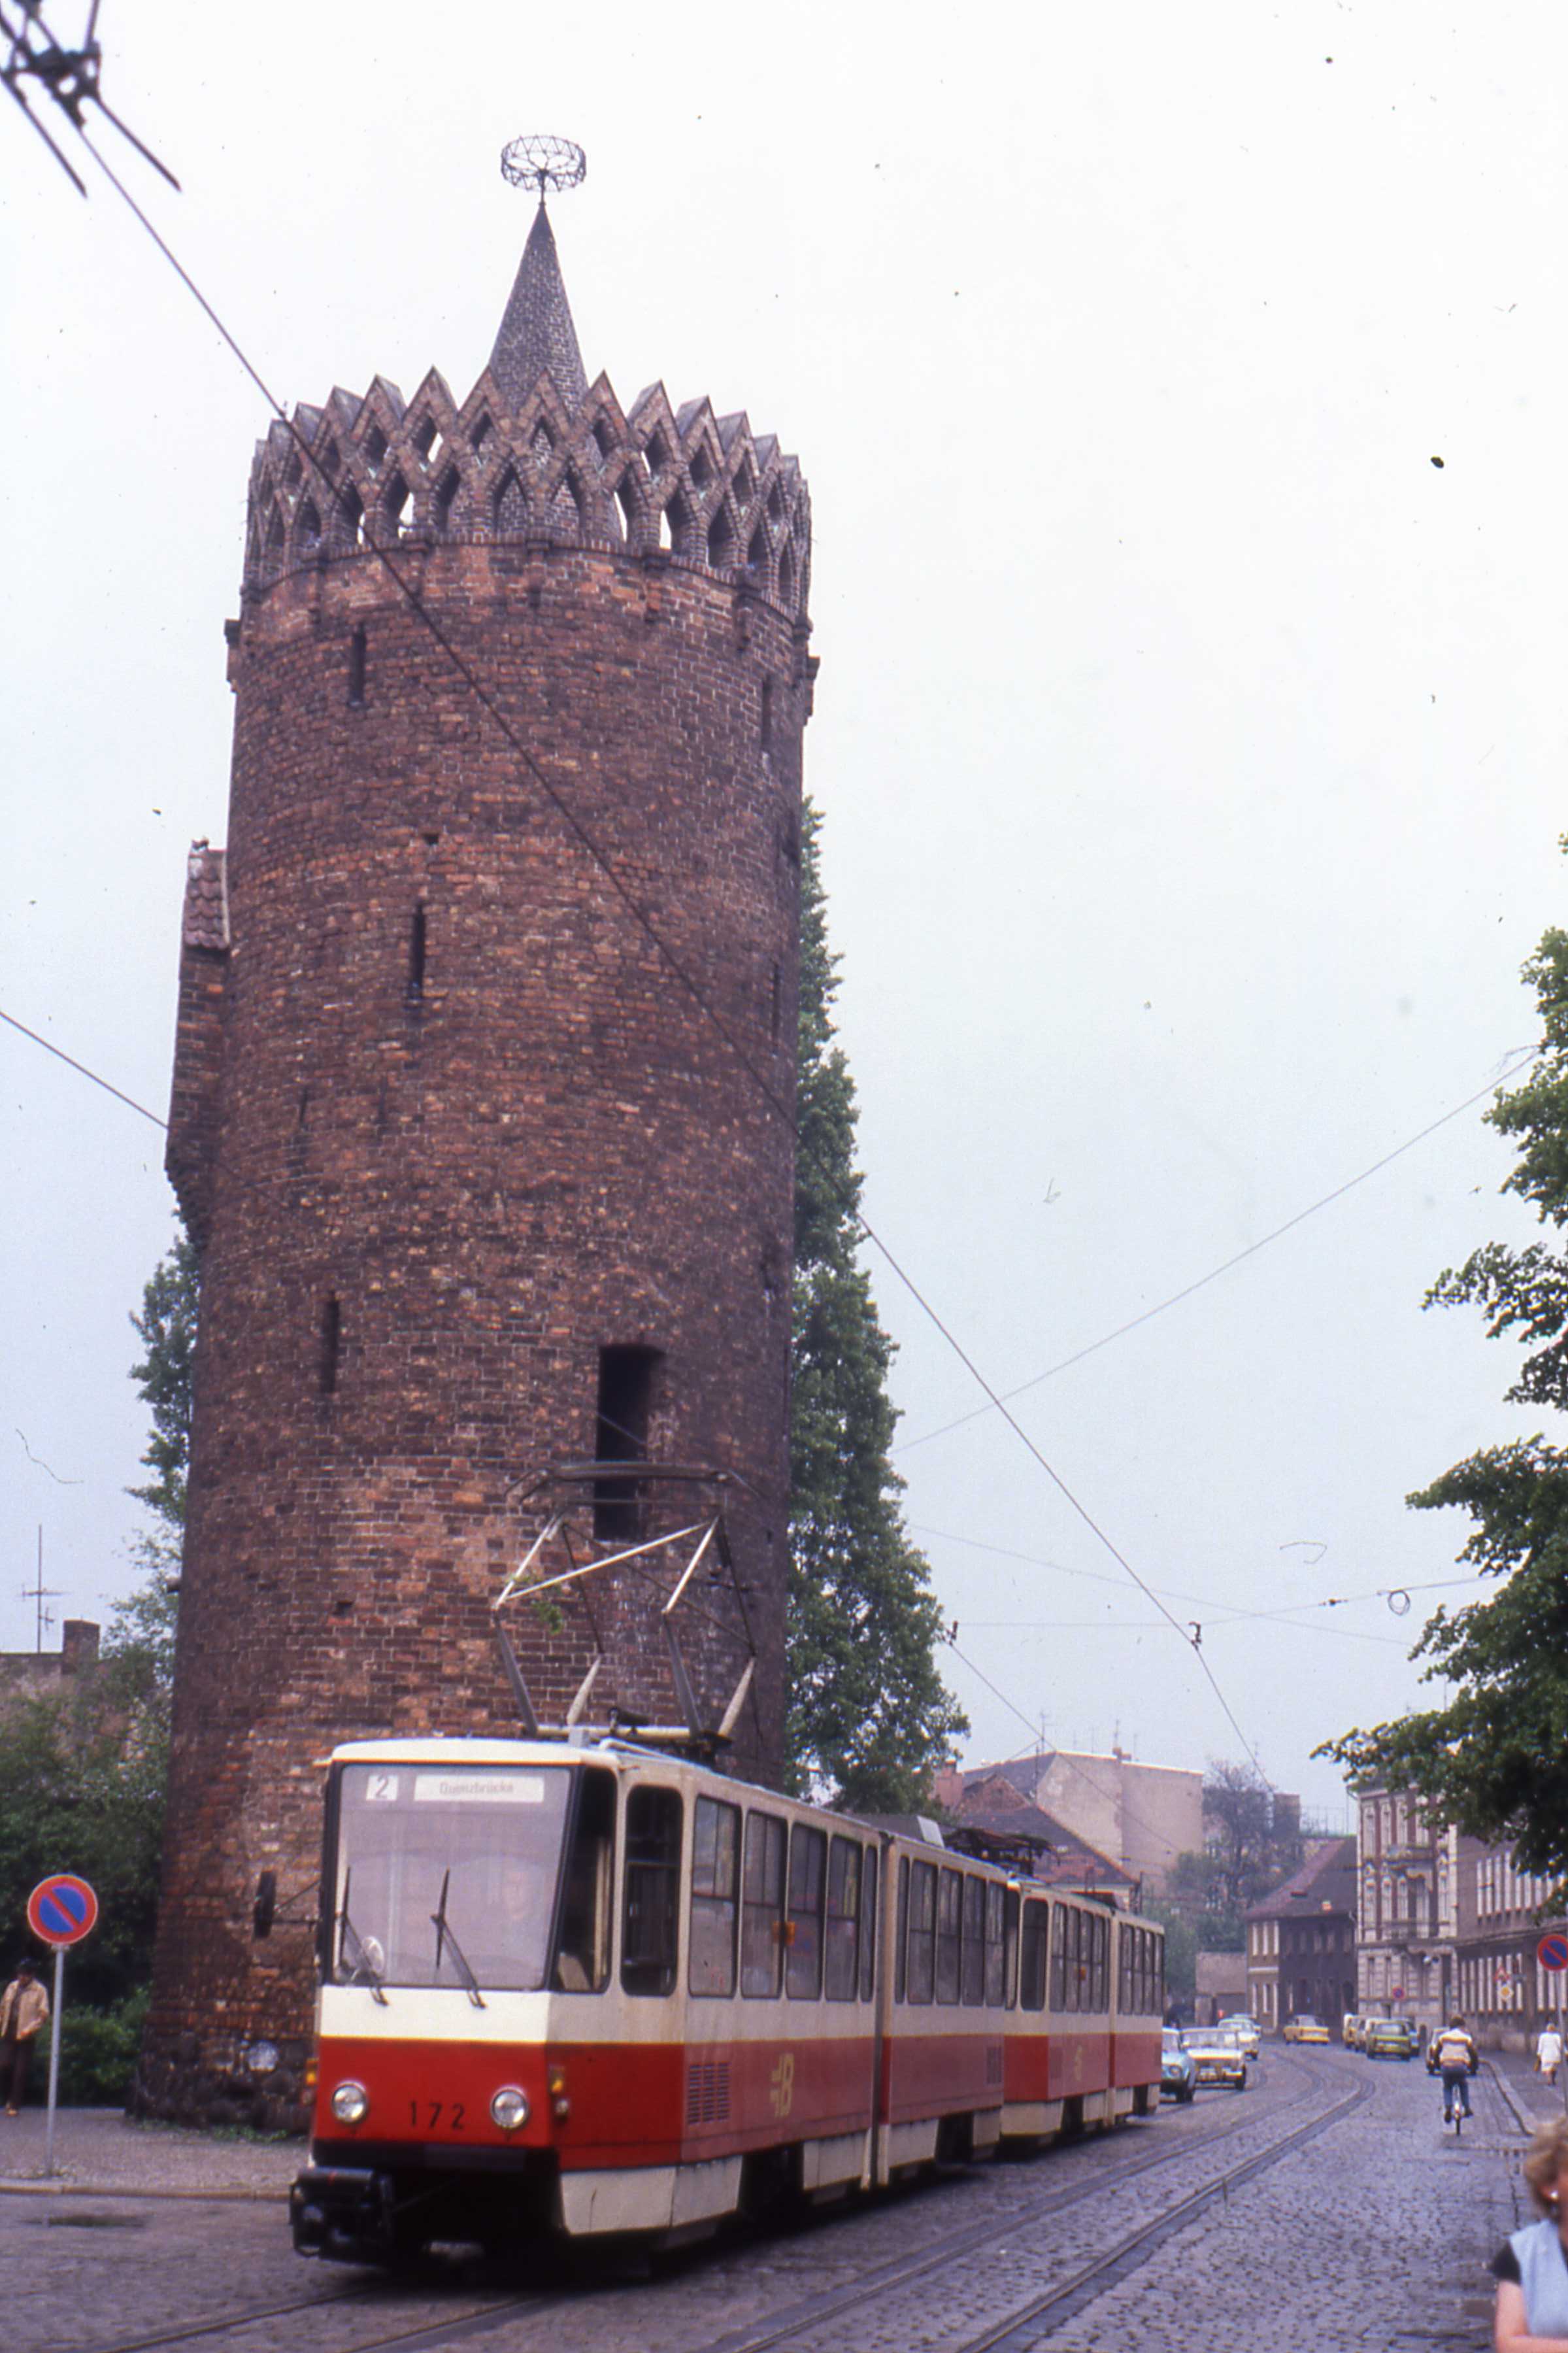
[0,1959,49,2115]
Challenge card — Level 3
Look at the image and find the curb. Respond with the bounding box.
[0,2177,286,2203]
[1485,2061,1543,2140]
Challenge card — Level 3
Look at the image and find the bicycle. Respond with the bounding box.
[1441,2067,1473,2138]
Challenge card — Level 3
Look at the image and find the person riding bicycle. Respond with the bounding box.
[1433,2014,1478,2122]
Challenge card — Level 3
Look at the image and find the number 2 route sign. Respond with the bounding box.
[27,1874,98,1948]
[1539,1933,1568,1973]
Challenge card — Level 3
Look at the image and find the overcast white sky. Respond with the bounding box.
[3,1,1564,1818]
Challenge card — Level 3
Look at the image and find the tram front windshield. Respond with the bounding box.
[329,1762,574,1992]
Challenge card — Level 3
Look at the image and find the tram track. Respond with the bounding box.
[691,2050,1374,2353]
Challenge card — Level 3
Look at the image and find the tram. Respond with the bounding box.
[290,1735,1164,2263]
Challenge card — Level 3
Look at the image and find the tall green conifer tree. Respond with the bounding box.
[786,804,967,1809]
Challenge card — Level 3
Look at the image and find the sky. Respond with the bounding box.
[2,0,1564,1820]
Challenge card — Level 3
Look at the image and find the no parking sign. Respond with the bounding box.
[1539,1934,1568,1974]
[27,1874,98,1949]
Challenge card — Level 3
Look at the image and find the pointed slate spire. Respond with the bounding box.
[489,200,588,411]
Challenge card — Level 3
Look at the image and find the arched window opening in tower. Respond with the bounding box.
[759,675,773,753]
[320,1295,342,1397]
[707,508,734,572]
[434,466,461,532]
[384,473,412,536]
[407,902,427,1004]
[593,1345,661,1543]
[348,625,367,708]
[495,469,528,539]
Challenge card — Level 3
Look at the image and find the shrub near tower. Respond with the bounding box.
[139,181,813,2125]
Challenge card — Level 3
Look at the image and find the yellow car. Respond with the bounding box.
[1284,2013,1331,2044]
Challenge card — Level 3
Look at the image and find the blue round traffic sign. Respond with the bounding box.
[1539,1933,1568,1973]
[27,1874,98,1948]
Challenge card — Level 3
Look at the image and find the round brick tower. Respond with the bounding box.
[139,192,812,2122]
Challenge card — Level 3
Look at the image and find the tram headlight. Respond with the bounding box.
[329,2079,369,2125]
[490,2085,530,2132]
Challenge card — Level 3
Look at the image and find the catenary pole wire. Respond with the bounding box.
[897,1045,1543,1458]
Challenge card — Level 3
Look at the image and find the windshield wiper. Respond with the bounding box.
[431,1867,486,2008]
[336,1869,388,2004]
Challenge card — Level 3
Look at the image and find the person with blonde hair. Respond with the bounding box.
[1493,2115,1568,2347]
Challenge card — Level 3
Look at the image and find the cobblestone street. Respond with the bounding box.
[1,2045,1552,2353]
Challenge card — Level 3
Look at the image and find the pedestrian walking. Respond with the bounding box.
[1493,2116,1568,2348]
[1539,2025,1564,2087]
[0,1958,48,2116]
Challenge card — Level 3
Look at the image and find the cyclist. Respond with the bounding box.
[1433,2014,1478,2124]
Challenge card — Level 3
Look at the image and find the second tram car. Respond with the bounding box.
[290,1737,1163,2262]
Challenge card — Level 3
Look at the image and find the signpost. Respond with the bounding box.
[1538,1935,1568,2118]
[25,1874,99,2178]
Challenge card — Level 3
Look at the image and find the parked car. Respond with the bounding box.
[1180,2025,1248,2090]
[1283,2014,1331,2044]
[1364,2018,1419,2059]
[1218,2012,1262,2058]
[1343,2012,1364,2048]
[1161,2027,1197,2103]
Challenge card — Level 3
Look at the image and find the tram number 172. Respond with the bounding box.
[410,2102,467,2131]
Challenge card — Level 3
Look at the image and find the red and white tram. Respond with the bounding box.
[290,1736,1163,2262]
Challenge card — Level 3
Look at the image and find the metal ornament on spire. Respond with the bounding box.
[500,134,586,199]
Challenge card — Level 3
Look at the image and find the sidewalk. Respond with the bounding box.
[1486,2047,1568,2138]
[0,2106,299,2201]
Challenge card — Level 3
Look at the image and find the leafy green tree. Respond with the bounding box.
[786,803,967,1810]
[127,1226,200,1530]
[1322,921,1568,1874]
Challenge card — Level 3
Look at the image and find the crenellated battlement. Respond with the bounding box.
[243,364,812,622]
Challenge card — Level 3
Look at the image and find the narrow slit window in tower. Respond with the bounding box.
[320,1296,342,1397]
[770,962,782,1041]
[407,902,427,1004]
[348,625,367,707]
[593,1345,660,1542]
[759,675,773,753]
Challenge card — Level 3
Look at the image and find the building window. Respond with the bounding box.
[593,1344,659,1540]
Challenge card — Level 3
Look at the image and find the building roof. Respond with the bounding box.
[489,199,588,409]
[1244,1835,1357,1921]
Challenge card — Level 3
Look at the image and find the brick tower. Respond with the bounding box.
[139,173,812,2121]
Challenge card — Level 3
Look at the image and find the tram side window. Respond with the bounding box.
[936,1868,962,2005]
[741,1810,786,1997]
[1154,1933,1166,2017]
[550,1766,616,1991]
[961,1875,986,2006]
[1117,1925,1131,2015]
[824,1837,861,2001]
[1061,1908,1081,2014]
[690,1796,740,1997]
[1092,1914,1110,2012]
[1049,1904,1067,2012]
[984,1881,1006,2007]
[895,1855,909,2004]
[1003,1887,1021,2009]
[621,1785,682,1997]
[1021,1899,1048,2011]
[861,1848,879,2002]
[787,1823,827,1999]
[908,1859,937,2005]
